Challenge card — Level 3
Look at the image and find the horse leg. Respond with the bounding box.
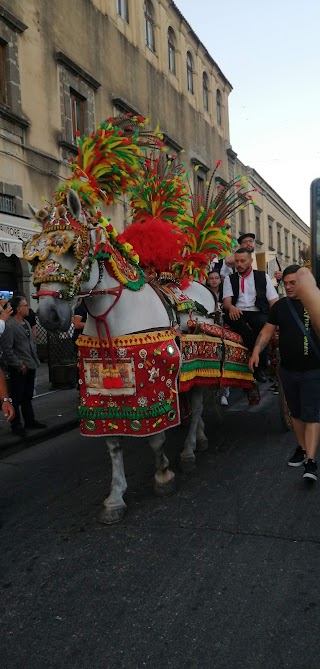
[180,386,204,470]
[196,415,208,452]
[149,432,176,496]
[98,437,127,525]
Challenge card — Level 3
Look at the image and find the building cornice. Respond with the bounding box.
[112,96,142,116]
[162,133,183,153]
[55,52,101,90]
[191,156,210,172]
[0,105,29,129]
[0,5,28,33]
[227,147,237,161]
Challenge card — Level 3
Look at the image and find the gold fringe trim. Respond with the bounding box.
[180,369,221,381]
[222,370,253,380]
[180,334,221,344]
[77,329,176,348]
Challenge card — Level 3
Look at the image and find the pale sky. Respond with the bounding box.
[176,0,320,225]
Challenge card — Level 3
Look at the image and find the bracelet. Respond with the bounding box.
[1,397,13,404]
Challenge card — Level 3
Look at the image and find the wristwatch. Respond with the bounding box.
[0,397,13,403]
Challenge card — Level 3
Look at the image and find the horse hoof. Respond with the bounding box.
[154,477,176,497]
[180,457,196,473]
[97,505,127,525]
[196,438,209,453]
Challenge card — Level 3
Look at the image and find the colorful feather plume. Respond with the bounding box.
[55,120,147,208]
[123,154,190,272]
[172,161,256,282]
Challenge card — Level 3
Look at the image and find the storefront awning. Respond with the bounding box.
[0,213,42,243]
[0,231,24,258]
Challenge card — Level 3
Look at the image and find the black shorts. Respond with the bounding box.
[279,366,320,423]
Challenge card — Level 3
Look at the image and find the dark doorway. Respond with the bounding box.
[0,253,21,293]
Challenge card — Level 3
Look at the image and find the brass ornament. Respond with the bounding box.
[84,419,96,432]
[130,419,142,432]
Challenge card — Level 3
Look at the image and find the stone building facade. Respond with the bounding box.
[0,0,309,302]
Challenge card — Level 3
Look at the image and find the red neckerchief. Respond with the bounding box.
[240,267,253,293]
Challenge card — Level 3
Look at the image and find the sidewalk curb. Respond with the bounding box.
[0,417,78,460]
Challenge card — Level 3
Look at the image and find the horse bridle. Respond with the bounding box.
[34,258,126,344]
[34,260,108,300]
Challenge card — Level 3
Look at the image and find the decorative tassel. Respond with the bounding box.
[102,367,124,389]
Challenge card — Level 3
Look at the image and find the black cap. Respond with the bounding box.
[237,232,255,245]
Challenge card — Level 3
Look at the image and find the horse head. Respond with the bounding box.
[24,189,146,334]
[24,189,97,331]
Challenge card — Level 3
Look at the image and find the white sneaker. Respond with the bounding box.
[220,395,228,406]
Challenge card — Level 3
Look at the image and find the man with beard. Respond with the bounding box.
[225,232,283,282]
[223,248,278,382]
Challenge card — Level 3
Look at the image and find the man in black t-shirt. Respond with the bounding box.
[249,264,320,482]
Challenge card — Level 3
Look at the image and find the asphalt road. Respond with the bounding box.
[1,388,320,669]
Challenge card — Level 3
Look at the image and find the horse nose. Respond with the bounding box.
[49,305,61,325]
[37,296,71,332]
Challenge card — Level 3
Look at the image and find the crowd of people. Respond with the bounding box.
[206,231,320,483]
[1,236,320,484]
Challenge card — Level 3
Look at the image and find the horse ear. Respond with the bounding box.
[28,203,39,217]
[67,189,81,220]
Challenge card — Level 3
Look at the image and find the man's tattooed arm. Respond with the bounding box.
[253,324,277,353]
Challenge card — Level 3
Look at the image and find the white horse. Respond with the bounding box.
[30,191,212,523]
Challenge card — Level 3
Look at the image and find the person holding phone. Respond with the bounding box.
[0,298,13,336]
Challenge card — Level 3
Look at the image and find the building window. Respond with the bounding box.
[168,27,176,74]
[0,40,6,104]
[298,239,302,261]
[255,209,261,242]
[70,90,85,143]
[292,236,297,261]
[145,1,155,52]
[0,13,28,136]
[268,219,274,249]
[56,52,100,154]
[203,72,209,111]
[116,0,129,22]
[186,51,194,93]
[196,174,205,205]
[216,89,222,125]
[277,227,282,254]
[0,193,16,214]
[192,163,209,209]
[284,230,289,257]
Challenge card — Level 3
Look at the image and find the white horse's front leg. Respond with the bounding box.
[196,415,208,452]
[149,432,176,496]
[181,386,204,470]
[98,437,127,525]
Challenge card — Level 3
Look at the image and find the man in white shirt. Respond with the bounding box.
[223,248,278,382]
[224,232,257,269]
[225,232,283,281]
